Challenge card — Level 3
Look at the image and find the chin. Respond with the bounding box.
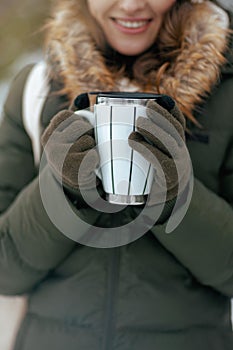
[115,46,148,56]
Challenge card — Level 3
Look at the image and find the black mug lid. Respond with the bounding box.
[90,91,161,100]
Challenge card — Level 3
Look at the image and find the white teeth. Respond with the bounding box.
[116,19,148,29]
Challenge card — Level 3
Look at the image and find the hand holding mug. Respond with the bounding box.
[128,95,190,206]
[41,94,100,193]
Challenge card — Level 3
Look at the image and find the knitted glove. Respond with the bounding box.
[41,93,100,195]
[128,95,191,206]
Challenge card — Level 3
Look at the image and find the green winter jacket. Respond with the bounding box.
[0,42,233,350]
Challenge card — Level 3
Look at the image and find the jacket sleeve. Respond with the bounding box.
[139,68,233,297]
[0,67,98,295]
[149,102,233,297]
[0,65,36,212]
[150,178,233,297]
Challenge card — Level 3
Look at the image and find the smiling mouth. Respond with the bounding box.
[114,18,151,29]
[112,18,152,30]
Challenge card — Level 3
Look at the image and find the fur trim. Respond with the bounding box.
[158,1,229,118]
[44,1,230,118]
[192,1,232,12]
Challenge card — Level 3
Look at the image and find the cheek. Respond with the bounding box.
[153,0,176,14]
[165,0,176,11]
[87,1,100,19]
[86,1,106,28]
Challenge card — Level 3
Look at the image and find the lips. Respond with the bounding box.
[111,17,152,34]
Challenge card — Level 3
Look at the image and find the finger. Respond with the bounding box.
[62,118,94,140]
[128,132,170,165]
[41,110,74,145]
[154,96,186,129]
[147,100,186,137]
[69,135,96,153]
[64,148,99,172]
[128,134,178,188]
[50,110,75,131]
[70,93,90,111]
[63,148,99,189]
[155,95,175,111]
[42,118,95,151]
[56,112,93,132]
[135,117,180,157]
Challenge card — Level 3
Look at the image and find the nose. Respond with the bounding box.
[119,0,146,14]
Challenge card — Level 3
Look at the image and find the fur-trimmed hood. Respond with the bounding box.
[44,0,231,118]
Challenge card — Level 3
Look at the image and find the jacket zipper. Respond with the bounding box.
[102,247,120,350]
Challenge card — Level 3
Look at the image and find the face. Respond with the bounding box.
[87,0,176,56]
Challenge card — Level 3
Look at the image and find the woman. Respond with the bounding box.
[0,0,233,349]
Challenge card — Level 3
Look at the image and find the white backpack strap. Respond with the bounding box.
[22,61,50,166]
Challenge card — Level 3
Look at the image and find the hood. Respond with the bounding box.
[44,0,231,118]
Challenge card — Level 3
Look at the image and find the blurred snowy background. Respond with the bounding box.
[0,0,49,114]
[0,1,49,350]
